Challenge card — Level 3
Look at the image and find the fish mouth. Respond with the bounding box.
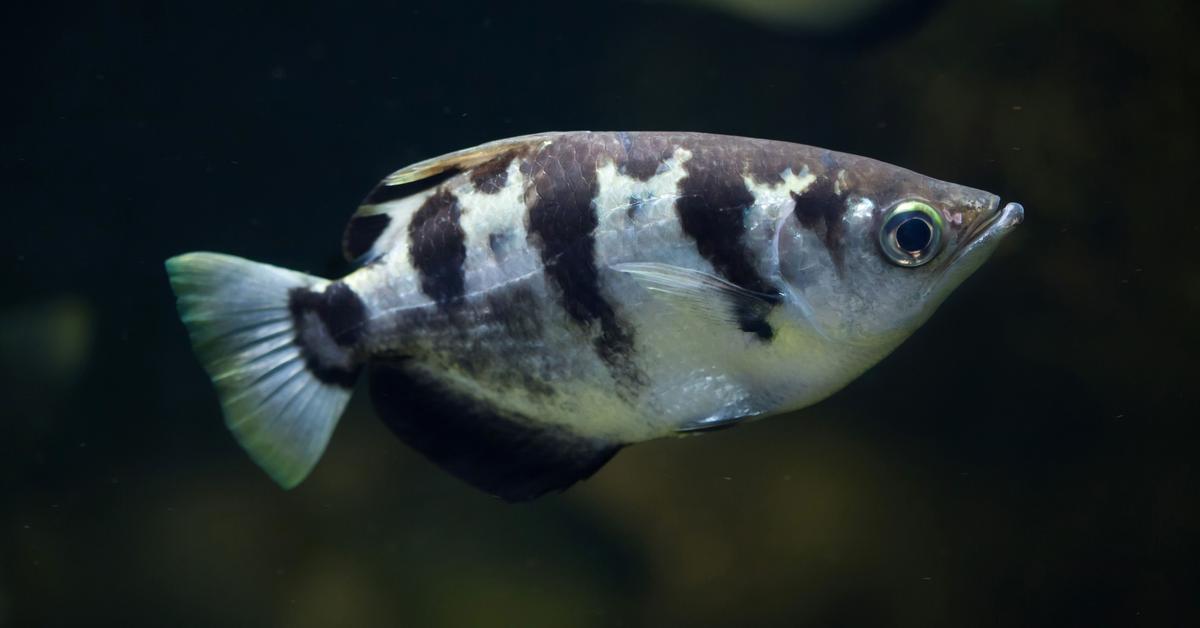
[953,199,1023,260]
[985,200,1024,235]
[962,197,1004,242]
[922,199,1024,300]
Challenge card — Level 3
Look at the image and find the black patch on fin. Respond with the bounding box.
[369,363,622,502]
[342,213,391,262]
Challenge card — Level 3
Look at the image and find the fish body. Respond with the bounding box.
[167,131,1022,500]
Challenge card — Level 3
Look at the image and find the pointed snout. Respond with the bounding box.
[1000,202,1024,227]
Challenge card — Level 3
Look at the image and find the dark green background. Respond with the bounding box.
[3,0,1197,626]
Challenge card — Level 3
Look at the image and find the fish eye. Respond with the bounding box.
[879,201,944,267]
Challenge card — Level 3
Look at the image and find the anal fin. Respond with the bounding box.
[676,414,746,433]
[368,363,621,502]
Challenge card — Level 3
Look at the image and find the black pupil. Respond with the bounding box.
[895,216,932,253]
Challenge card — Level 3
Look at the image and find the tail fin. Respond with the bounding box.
[165,252,360,488]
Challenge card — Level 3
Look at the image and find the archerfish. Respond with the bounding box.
[166,131,1023,501]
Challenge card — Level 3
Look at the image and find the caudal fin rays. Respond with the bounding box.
[165,252,359,488]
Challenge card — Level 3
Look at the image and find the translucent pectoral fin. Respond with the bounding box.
[610,262,781,339]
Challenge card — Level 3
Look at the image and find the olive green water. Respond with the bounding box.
[3,1,1197,626]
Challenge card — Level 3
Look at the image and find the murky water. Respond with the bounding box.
[3,1,1197,626]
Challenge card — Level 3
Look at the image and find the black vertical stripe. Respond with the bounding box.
[287,283,366,388]
[522,136,641,380]
[408,188,467,307]
[676,150,781,339]
[790,176,847,275]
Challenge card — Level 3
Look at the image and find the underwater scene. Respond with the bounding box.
[3,0,1198,626]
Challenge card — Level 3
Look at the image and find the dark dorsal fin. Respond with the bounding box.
[342,168,460,263]
[368,363,622,502]
[343,133,563,263]
[380,132,562,187]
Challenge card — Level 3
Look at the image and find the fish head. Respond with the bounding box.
[775,155,1023,347]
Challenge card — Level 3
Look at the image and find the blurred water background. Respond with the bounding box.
[2,0,1197,626]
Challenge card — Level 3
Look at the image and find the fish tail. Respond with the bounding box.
[165,252,362,488]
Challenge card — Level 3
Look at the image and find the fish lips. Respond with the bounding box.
[923,200,1024,301]
[969,200,1025,249]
